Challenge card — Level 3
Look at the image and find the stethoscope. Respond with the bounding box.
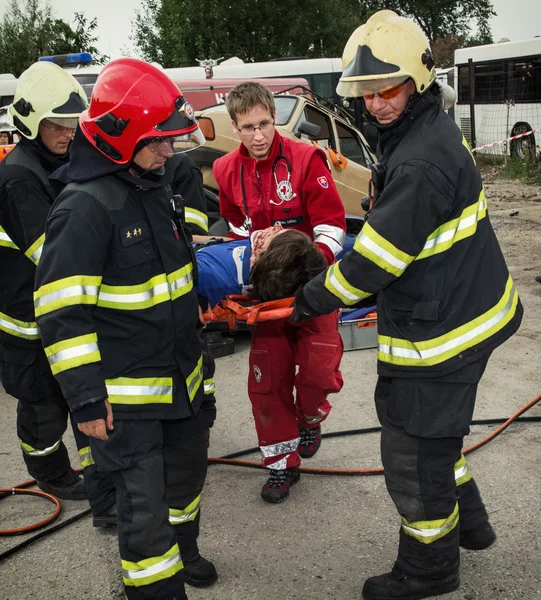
[239,141,297,232]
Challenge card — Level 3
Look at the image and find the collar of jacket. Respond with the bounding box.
[239,129,282,171]
[376,83,441,158]
[18,136,69,173]
[116,167,171,190]
[51,128,129,184]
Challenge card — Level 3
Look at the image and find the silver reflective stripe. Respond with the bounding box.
[379,285,517,362]
[228,221,249,238]
[123,554,182,582]
[0,229,18,247]
[357,231,409,272]
[204,380,216,395]
[34,285,100,310]
[169,271,193,294]
[402,513,459,539]
[29,243,43,265]
[454,465,468,481]
[98,282,169,304]
[107,384,172,396]
[327,269,364,302]
[313,224,346,257]
[260,437,300,458]
[21,439,61,457]
[0,314,40,338]
[267,457,288,470]
[48,342,99,367]
[185,208,208,230]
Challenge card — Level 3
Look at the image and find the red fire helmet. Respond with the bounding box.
[79,58,205,164]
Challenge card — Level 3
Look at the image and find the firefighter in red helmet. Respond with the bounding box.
[34,58,216,600]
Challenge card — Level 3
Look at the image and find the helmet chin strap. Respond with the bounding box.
[129,159,165,182]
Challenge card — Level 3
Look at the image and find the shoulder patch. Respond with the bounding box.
[317,176,329,189]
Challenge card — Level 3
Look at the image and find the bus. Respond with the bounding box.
[454,37,541,160]
[0,74,16,107]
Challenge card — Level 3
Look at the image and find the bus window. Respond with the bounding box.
[307,73,336,102]
[509,56,541,102]
[335,121,372,167]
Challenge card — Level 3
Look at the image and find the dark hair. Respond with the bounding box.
[0,131,13,144]
[250,229,327,302]
[225,81,276,123]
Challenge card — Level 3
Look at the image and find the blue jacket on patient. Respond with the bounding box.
[195,240,252,307]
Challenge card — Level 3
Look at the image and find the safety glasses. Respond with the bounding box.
[362,82,406,101]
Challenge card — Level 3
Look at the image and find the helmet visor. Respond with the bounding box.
[144,126,206,156]
[337,75,409,99]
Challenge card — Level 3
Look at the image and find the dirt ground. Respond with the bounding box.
[1,166,541,600]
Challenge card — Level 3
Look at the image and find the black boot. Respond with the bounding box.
[37,468,87,500]
[261,468,300,504]
[460,521,496,550]
[362,566,460,600]
[93,504,117,528]
[183,554,218,588]
[298,425,322,458]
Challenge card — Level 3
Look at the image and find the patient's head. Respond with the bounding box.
[250,229,327,302]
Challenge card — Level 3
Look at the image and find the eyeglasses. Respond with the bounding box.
[41,121,76,136]
[362,82,406,101]
[236,119,275,137]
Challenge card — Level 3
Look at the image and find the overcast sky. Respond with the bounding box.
[1,0,539,61]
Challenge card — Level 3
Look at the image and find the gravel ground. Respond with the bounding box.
[1,169,540,600]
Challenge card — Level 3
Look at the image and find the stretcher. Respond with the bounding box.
[202,295,377,329]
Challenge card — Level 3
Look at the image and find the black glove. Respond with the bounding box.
[201,395,217,428]
[289,285,321,324]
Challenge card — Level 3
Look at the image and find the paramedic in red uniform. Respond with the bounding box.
[213,81,346,503]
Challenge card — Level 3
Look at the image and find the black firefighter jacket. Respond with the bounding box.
[0,138,66,349]
[303,86,523,378]
[34,135,204,422]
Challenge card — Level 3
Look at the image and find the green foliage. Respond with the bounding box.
[502,157,541,185]
[0,0,108,77]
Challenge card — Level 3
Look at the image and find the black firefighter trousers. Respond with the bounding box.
[375,356,491,578]
[0,344,115,515]
[90,411,210,600]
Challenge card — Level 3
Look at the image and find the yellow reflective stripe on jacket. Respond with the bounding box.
[204,377,216,395]
[0,310,40,340]
[79,446,95,468]
[462,136,476,164]
[402,502,459,544]
[169,494,201,525]
[106,377,173,405]
[186,355,203,402]
[185,208,209,232]
[378,276,518,367]
[167,263,194,301]
[122,542,183,588]
[0,225,19,250]
[416,189,487,261]
[97,274,170,311]
[24,233,45,265]
[324,262,372,306]
[454,454,472,487]
[45,333,101,375]
[20,439,61,457]
[34,275,102,317]
[353,222,414,277]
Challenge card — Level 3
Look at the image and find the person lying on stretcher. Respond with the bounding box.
[193,224,328,308]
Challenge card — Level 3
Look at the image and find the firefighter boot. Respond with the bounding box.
[460,521,496,550]
[298,425,322,459]
[183,554,218,588]
[361,566,460,600]
[261,468,301,504]
[93,504,117,529]
[37,468,87,500]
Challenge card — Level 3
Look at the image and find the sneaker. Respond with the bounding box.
[93,504,117,529]
[460,521,496,550]
[37,468,87,500]
[298,425,322,458]
[261,468,300,504]
[362,566,460,600]
[183,554,218,588]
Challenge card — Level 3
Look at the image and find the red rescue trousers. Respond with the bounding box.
[248,312,344,469]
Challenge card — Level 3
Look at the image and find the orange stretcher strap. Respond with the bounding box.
[203,295,295,327]
[357,312,377,327]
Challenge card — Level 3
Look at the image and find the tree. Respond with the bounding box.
[132,0,371,67]
[0,0,108,77]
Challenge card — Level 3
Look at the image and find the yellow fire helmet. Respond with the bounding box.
[9,61,87,140]
[337,10,436,98]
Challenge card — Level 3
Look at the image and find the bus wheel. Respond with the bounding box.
[510,122,536,162]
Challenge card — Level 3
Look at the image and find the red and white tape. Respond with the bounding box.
[472,128,540,153]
